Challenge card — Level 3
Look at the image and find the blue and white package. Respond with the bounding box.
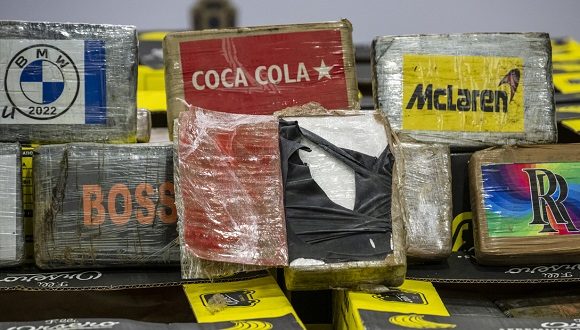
[0,21,137,143]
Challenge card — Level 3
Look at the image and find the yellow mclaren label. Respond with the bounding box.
[402,54,525,133]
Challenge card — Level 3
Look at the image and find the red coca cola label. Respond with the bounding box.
[179,29,349,114]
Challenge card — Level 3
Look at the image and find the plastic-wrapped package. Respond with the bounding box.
[372,33,556,148]
[175,107,287,279]
[0,143,23,267]
[280,111,406,290]
[469,144,580,265]
[137,108,152,143]
[34,143,178,269]
[0,21,137,143]
[496,296,580,318]
[164,20,359,139]
[393,142,452,261]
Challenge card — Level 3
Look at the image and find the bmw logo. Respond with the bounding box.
[4,44,80,120]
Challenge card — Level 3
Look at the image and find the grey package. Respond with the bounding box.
[0,21,137,143]
[0,143,23,267]
[34,143,179,269]
[372,33,556,148]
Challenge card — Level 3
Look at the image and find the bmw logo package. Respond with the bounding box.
[0,143,23,268]
[0,21,137,144]
[33,143,179,269]
[469,144,580,265]
[163,20,359,140]
[372,33,556,149]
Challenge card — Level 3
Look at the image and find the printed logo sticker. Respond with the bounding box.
[5,44,80,120]
[178,29,349,114]
[402,54,524,133]
[372,289,428,305]
[481,162,580,237]
[201,290,260,308]
[0,40,106,125]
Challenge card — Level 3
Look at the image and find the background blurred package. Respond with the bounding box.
[0,143,23,267]
[392,141,452,261]
[0,21,137,144]
[164,19,359,138]
[469,144,580,265]
[137,108,152,143]
[372,33,556,148]
[34,143,178,269]
[279,109,406,290]
[175,107,287,279]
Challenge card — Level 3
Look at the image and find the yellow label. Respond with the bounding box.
[451,212,473,252]
[402,54,525,132]
[183,275,304,328]
[21,145,35,261]
[337,280,449,329]
[553,72,580,94]
[347,280,449,317]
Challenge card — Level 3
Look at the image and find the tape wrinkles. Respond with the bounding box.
[44,147,69,241]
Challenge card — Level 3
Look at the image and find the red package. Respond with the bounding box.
[177,107,287,267]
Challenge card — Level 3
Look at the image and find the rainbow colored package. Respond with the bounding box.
[469,144,580,266]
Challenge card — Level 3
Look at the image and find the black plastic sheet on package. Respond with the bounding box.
[278,111,406,290]
[279,120,393,263]
[34,143,179,269]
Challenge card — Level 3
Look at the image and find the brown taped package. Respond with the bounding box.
[469,144,580,265]
[163,20,359,139]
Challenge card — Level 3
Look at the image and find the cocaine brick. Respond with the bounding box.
[280,111,405,290]
[175,107,287,279]
[34,143,178,269]
[393,142,452,261]
[372,33,556,148]
[164,20,358,139]
[0,143,23,267]
[0,21,137,143]
[469,144,580,265]
[137,108,152,143]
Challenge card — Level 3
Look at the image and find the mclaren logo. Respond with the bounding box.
[4,44,80,120]
[388,314,456,329]
[405,69,520,113]
[498,68,520,102]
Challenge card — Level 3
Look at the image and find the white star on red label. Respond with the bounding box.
[313,60,335,80]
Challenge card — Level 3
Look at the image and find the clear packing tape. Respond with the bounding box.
[0,143,23,267]
[175,107,287,280]
[0,21,137,143]
[34,143,179,269]
[392,141,452,261]
[469,144,580,266]
[372,33,556,149]
[163,20,359,139]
